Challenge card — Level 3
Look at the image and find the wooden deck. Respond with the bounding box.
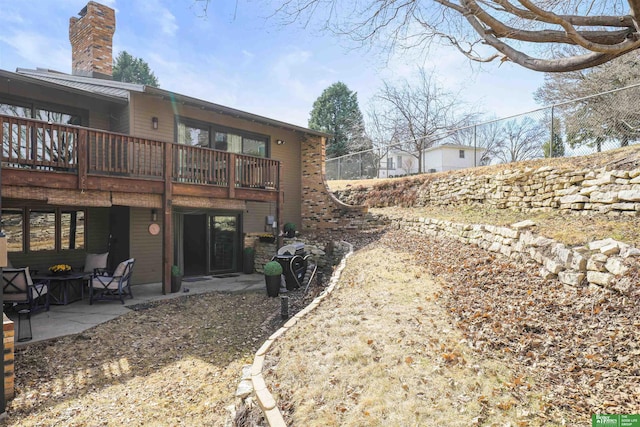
[0,114,280,202]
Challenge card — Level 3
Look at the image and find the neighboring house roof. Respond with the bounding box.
[11,67,329,138]
[425,143,487,153]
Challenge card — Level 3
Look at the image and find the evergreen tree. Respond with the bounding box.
[542,118,565,158]
[113,51,160,87]
[308,82,368,158]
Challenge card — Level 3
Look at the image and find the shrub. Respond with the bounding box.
[264,261,283,276]
[284,222,296,233]
[171,265,182,276]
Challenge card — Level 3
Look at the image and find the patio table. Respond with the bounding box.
[32,272,90,305]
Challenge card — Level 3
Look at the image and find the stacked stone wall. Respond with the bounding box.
[379,213,639,294]
[244,233,348,275]
[337,166,640,216]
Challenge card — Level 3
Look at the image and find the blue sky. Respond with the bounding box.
[0,0,545,128]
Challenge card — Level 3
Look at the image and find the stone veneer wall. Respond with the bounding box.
[337,166,640,216]
[372,213,639,294]
[300,135,367,231]
[245,233,348,275]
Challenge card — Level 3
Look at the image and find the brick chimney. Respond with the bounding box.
[69,2,115,78]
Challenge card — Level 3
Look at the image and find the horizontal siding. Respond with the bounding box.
[244,201,275,234]
[130,94,303,228]
[110,104,130,134]
[129,207,163,285]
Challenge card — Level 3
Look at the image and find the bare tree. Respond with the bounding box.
[534,51,640,151]
[448,118,504,165]
[270,1,640,72]
[495,116,545,163]
[369,68,476,173]
[400,156,416,175]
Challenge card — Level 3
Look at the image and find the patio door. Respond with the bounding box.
[208,214,239,274]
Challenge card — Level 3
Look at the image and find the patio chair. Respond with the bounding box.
[89,258,135,305]
[83,252,109,274]
[2,267,50,313]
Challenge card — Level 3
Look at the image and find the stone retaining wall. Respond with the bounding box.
[382,213,639,295]
[245,234,349,274]
[336,166,640,216]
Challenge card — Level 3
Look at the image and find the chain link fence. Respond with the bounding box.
[326,83,640,180]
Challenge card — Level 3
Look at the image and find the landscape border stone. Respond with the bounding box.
[240,241,355,427]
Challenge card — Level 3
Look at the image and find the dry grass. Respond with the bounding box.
[264,246,566,426]
[5,292,283,427]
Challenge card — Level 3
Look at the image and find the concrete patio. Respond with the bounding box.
[6,273,267,346]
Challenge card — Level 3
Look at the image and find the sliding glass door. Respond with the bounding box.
[208,214,239,274]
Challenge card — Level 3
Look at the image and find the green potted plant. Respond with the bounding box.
[171,265,183,293]
[243,247,255,274]
[283,222,296,238]
[263,260,283,297]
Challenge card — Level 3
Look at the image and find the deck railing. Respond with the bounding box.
[0,116,78,171]
[89,130,165,179]
[0,114,279,191]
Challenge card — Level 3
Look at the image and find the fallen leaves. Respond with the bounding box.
[379,228,640,419]
[8,292,285,425]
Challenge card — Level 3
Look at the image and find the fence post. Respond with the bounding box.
[473,125,477,167]
[550,105,555,157]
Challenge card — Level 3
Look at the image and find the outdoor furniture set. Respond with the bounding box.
[2,253,136,337]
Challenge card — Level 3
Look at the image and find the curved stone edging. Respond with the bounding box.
[250,241,355,427]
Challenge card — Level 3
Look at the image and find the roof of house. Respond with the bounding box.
[9,67,329,138]
[424,143,487,153]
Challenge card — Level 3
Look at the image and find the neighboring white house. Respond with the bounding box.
[422,144,485,173]
[378,144,485,178]
[378,150,419,178]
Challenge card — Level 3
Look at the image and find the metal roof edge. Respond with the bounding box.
[15,68,145,92]
[1,68,128,104]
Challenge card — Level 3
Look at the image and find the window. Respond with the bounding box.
[176,117,268,158]
[177,121,209,147]
[1,209,24,252]
[0,98,82,126]
[386,157,395,169]
[1,208,85,253]
[213,128,267,157]
[61,210,85,250]
[30,210,56,252]
[459,149,465,159]
[1,97,83,166]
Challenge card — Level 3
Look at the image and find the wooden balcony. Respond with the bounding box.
[0,114,280,203]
